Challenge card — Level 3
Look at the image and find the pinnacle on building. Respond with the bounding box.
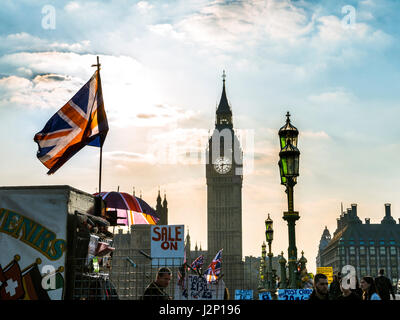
[155,189,168,225]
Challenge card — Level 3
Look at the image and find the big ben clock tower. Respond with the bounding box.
[206,71,243,292]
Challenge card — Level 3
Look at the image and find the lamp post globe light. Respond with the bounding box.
[265,214,273,242]
[279,111,299,148]
[278,112,301,289]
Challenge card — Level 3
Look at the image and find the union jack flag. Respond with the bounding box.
[34,70,108,174]
[204,249,222,283]
[190,255,204,271]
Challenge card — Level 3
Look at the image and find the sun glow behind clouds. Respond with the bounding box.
[0,51,184,128]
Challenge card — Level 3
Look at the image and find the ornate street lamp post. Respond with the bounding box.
[278,112,300,289]
[258,261,263,290]
[265,214,276,297]
[261,242,267,290]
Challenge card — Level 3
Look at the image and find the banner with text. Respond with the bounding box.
[174,275,225,300]
[0,189,67,300]
[259,291,272,300]
[235,289,253,300]
[278,289,313,300]
[151,225,184,266]
[316,267,334,284]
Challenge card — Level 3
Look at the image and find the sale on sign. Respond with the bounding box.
[151,225,184,266]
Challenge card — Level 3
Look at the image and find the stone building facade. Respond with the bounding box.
[317,203,400,285]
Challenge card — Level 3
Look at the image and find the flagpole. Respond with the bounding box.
[92,56,102,194]
[99,144,103,194]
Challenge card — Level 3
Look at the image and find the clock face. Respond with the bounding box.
[213,157,232,174]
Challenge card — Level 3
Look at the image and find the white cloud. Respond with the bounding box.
[137,1,154,13]
[301,130,330,139]
[0,73,83,110]
[104,151,156,164]
[0,75,31,91]
[148,24,185,40]
[0,50,202,132]
[308,89,357,105]
[162,0,393,75]
[358,10,375,21]
[16,67,33,77]
[310,14,393,59]
[64,1,80,12]
[0,32,91,54]
[360,0,375,7]
[172,0,314,50]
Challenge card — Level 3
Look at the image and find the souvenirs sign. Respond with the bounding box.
[0,188,67,300]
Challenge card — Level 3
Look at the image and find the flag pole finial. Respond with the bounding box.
[91,56,101,71]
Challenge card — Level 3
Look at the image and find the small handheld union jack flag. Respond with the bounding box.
[190,255,204,271]
[204,249,222,284]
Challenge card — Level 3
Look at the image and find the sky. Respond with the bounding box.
[1,0,400,273]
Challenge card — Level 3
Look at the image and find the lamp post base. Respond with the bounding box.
[283,211,300,289]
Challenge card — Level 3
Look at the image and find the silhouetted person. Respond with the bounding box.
[375,269,395,300]
[142,267,172,300]
[329,274,342,300]
[351,276,363,297]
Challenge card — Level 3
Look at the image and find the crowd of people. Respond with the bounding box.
[309,268,397,301]
[140,266,397,301]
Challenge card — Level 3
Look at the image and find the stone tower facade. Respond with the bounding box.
[316,226,331,267]
[206,72,244,292]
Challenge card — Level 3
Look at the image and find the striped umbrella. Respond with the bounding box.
[94,191,159,225]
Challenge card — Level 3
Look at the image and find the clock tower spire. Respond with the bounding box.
[216,70,233,130]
